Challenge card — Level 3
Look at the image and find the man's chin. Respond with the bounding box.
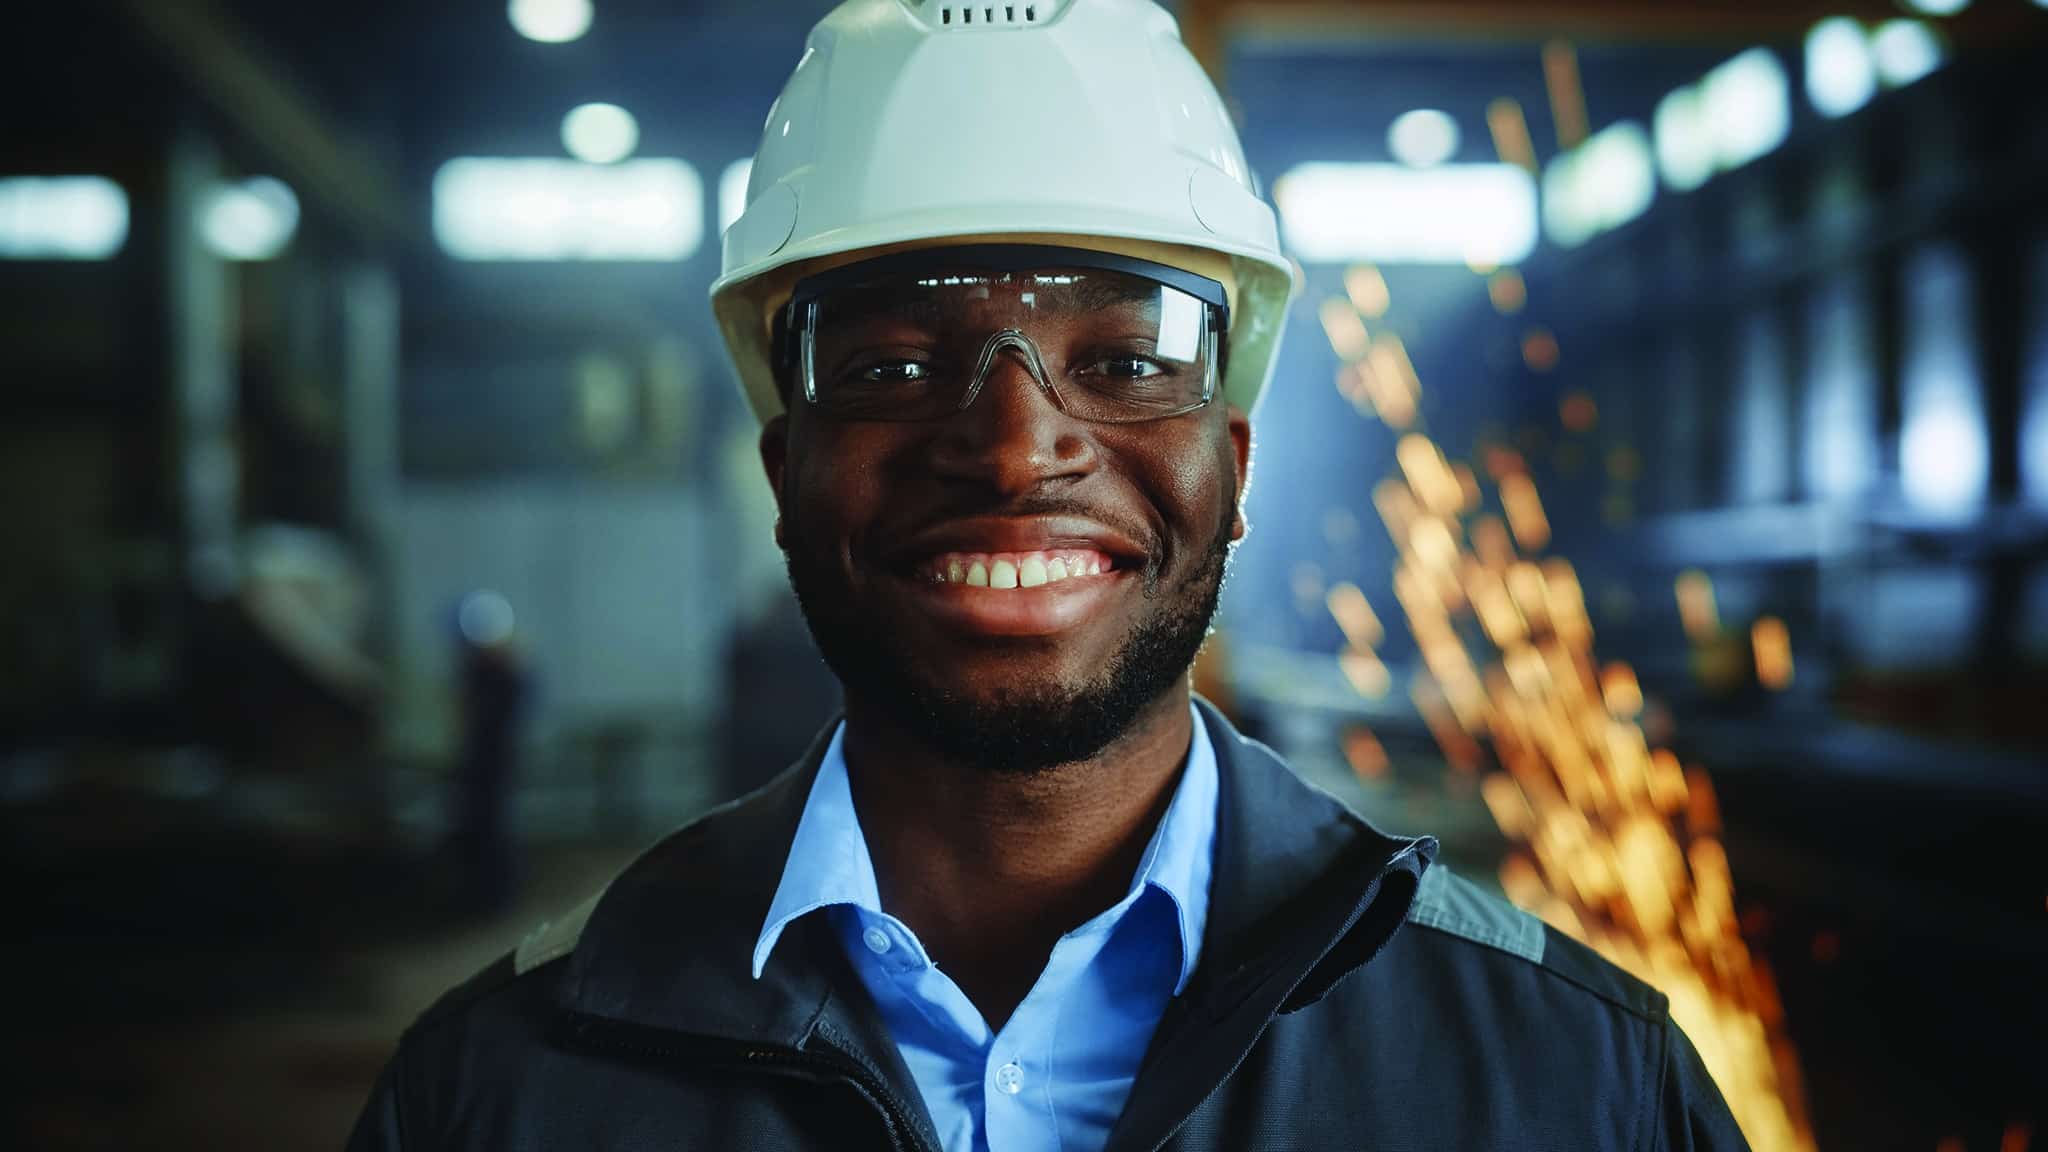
[817,589,1214,774]
[883,679,1139,775]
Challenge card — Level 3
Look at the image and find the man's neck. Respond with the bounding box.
[837,686,1196,1032]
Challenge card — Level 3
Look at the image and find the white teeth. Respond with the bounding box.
[931,551,1111,586]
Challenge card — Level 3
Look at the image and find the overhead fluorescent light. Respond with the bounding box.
[1804,18,1878,118]
[1652,88,1713,192]
[0,176,128,260]
[1387,109,1460,169]
[1273,162,1537,265]
[1871,20,1946,88]
[508,0,591,44]
[1542,121,1655,248]
[1653,48,1791,194]
[201,176,300,261]
[562,103,639,165]
[433,157,704,262]
[1701,48,1791,174]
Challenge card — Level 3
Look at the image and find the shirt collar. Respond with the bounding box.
[751,702,1220,994]
[751,720,881,979]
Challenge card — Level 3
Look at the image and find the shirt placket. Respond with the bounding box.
[981,913,1121,1152]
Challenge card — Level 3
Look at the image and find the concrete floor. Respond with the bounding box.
[13,843,640,1151]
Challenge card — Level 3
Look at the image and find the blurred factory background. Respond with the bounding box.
[3,0,2045,1148]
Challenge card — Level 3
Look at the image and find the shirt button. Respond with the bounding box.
[994,1061,1025,1096]
[861,926,892,955]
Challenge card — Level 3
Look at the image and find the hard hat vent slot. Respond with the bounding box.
[932,2,1041,28]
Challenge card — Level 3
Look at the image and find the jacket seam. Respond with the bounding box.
[391,1029,412,1150]
[1640,1014,1670,1152]
[518,937,577,975]
[1405,920,1667,1023]
[408,953,559,1042]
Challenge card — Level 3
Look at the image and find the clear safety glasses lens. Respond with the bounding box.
[794,265,1220,424]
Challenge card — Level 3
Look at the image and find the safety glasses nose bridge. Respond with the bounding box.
[958,327,1068,415]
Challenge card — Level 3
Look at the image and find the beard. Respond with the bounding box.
[783,495,1236,776]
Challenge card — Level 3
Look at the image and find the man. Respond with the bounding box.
[350,1,1749,1148]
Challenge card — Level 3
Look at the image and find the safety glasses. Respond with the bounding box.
[782,244,1228,424]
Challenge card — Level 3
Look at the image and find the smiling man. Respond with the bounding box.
[349,2,1749,1150]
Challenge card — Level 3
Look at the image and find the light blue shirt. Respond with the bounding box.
[752,705,1218,1152]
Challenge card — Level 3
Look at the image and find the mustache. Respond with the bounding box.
[893,494,1163,559]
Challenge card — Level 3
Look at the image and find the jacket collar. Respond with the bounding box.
[1183,698,1434,1014]
[564,717,833,1046]
[562,698,1435,1045]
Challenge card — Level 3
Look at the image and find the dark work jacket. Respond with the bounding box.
[348,700,1749,1151]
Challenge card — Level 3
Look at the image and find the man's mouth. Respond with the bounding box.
[875,516,1148,636]
[884,547,1134,637]
[918,549,1116,589]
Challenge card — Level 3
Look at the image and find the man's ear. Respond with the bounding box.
[759,413,790,549]
[1226,405,1252,542]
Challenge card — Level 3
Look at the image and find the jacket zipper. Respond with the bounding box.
[569,1015,941,1152]
[1126,856,1420,1152]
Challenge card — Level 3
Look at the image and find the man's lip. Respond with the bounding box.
[891,567,1135,637]
[886,515,1149,571]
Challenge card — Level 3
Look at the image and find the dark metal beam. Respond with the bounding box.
[119,0,410,244]
[1202,0,2043,48]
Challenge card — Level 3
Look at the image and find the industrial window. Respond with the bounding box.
[1802,274,1879,500]
[1898,243,1987,513]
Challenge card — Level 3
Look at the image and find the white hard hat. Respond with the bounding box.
[711,0,1299,424]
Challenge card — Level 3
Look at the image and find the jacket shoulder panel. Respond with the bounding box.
[410,880,623,1037]
[1402,865,1668,1022]
[1405,863,1544,963]
[1535,920,1669,1021]
[410,950,526,1035]
[515,882,611,975]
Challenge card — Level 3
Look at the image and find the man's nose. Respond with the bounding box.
[929,341,1095,494]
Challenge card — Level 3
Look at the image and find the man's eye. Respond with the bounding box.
[1084,355,1166,379]
[858,361,931,383]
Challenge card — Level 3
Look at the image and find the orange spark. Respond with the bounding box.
[1343,726,1390,780]
[1676,570,1720,641]
[1344,263,1391,319]
[1326,582,1384,651]
[1368,333,1423,418]
[1488,268,1527,314]
[1601,662,1644,719]
[1486,97,1539,173]
[1561,390,1599,432]
[1340,645,1393,700]
[1542,40,1590,151]
[1500,473,1551,551]
[1318,298,1370,362]
[1752,617,1794,690]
